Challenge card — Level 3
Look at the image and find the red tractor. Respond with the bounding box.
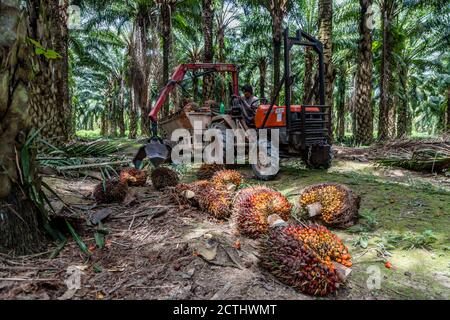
[134,28,332,180]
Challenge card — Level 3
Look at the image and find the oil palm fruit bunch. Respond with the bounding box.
[119,168,148,186]
[298,183,360,228]
[175,180,233,219]
[285,224,352,268]
[197,184,233,219]
[197,163,226,180]
[151,167,180,190]
[233,187,292,238]
[212,169,243,189]
[93,179,128,204]
[259,224,351,296]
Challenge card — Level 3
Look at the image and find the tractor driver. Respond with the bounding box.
[241,84,259,126]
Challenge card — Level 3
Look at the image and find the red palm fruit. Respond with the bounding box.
[174,180,233,219]
[211,170,243,189]
[197,163,226,180]
[119,168,148,186]
[233,187,292,238]
[285,224,353,268]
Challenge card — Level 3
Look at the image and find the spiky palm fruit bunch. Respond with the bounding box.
[298,183,360,228]
[174,180,232,219]
[197,184,233,219]
[285,224,352,268]
[151,167,180,190]
[93,179,128,204]
[233,187,292,238]
[197,163,226,180]
[259,224,351,296]
[211,170,243,188]
[119,168,148,186]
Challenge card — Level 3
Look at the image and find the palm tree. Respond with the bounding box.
[291,0,318,104]
[175,31,204,100]
[238,10,272,99]
[0,0,45,254]
[353,0,374,144]
[245,0,289,102]
[331,0,359,141]
[378,0,398,141]
[156,0,177,115]
[215,1,238,63]
[70,27,129,137]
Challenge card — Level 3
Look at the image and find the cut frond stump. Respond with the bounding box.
[197,163,226,180]
[119,168,148,186]
[298,183,360,228]
[259,224,352,296]
[151,167,180,190]
[233,187,292,238]
[93,179,128,204]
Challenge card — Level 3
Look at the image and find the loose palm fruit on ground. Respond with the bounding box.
[93,179,128,204]
[212,170,243,189]
[259,224,341,296]
[151,167,180,190]
[298,183,360,228]
[233,187,292,238]
[197,163,226,180]
[119,168,148,186]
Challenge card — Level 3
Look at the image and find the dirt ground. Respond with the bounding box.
[0,155,449,300]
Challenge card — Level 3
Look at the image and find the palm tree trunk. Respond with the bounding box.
[202,0,215,101]
[259,58,267,99]
[118,77,126,137]
[100,110,108,136]
[272,20,282,102]
[397,63,409,138]
[446,87,450,132]
[354,0,374,145]
[318,0,334,131]
[161,1,174,115]
[269,2,287,104]
[303,47,314,104]
[129,15,150,137]
[27,0,71,145]
[336,66,346,141]
[218,26,225,63]
[0,0,45,254]
[378,0,396,141]
[129,85,138,139]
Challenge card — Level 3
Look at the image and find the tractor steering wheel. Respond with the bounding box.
[250,98,268,108]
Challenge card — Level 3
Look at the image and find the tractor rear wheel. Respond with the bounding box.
[302,145,332,169]
[209,121,230,165]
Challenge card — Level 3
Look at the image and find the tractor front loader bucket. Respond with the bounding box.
[133,137,171,169]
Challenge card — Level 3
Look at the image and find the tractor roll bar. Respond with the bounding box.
[260,28,326,138]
